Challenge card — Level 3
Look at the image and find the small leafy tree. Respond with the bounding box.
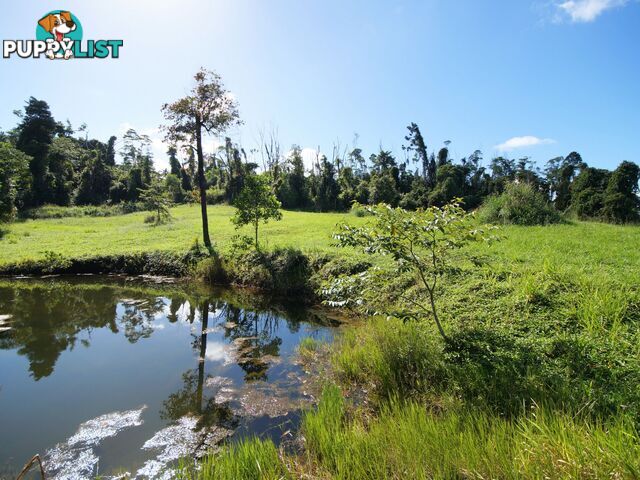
[231,175,282,249]
[332,200,497,340]
[139,180,172,225]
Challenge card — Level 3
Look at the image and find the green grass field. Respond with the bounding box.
[2,204,638,273]
[0,205,363,265]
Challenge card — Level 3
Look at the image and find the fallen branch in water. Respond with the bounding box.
[16,454,46,480]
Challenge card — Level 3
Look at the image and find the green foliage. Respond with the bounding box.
[47,136,85,206]
[225,247,313,295]
[194,253,228,284]
[165,173,185,203]
[0,142,31,222]
[329,221,640,421]
[139,180,173,225]
[231,174,282,248]
[570,166,611,219]
[74,153,112,206]
[333,200,496,339]
[405,122,435,187]
[15,97,57,206]
[20,203,144,219]
[546,152,584,211]
[427,163,466,206]
[368,172,400,206]
[602,161,640,223]
[311,156,340,212]
[479,182,562,225]
[0,249,207,277]
[206,187,227,205]
[277,145,309,209]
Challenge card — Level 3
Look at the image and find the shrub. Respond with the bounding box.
[195,254,228,284]
[225,248,313,295]
[20,203,146,219]
[479,182,562,225]
[350,204,370,217]
[206,187,227,205]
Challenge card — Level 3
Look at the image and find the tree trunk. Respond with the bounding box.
[427,286,448,342]
[196,301,209,414]
[254,219,259,250]
[195,115,211,248]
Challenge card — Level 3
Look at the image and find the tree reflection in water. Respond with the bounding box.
[0,278,337,476]
[0,282,166,380]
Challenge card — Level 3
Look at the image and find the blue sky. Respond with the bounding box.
[1,0,638,171]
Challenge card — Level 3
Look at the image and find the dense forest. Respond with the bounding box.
[1,96,638,224]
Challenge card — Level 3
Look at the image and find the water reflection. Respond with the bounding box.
[0,281,322,382]
[0,277,335,479]
[161,301,238,434]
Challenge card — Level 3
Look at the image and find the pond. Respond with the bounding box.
[0,277,336,479]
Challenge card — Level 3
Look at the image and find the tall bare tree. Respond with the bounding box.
[161,69,241,248]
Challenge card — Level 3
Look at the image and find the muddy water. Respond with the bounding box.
[0,277,335,479]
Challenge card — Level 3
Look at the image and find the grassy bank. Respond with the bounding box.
[0,204,362,265]
[2,206,640,478]
[193,217,639,478]
[187,386,639,479]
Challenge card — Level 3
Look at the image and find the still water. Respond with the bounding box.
[0,277,335,479]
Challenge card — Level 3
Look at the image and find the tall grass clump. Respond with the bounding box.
[332,317,449,400]
[301,386,640,479]
[185,437,288,480]
[479,182,562,225]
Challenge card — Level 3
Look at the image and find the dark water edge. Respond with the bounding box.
[0,276,337,479]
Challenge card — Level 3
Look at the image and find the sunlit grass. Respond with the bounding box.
[181,437,288,480]
[0,205,364,264]
[298,385,640,480]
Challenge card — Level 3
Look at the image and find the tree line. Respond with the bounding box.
[1,81,639,226]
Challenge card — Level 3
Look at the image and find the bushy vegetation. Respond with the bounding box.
[224,247,314,295]
[231,174,282,248]
[2,93,637,231]
[328,213,640,418]
[19,202,145,219]
[479,182,562,225]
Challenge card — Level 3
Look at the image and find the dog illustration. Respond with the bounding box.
[38,11,76,59]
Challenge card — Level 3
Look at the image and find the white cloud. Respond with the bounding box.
[204,341,232,363]
[494,136,556,152]
[556,0,629,22]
